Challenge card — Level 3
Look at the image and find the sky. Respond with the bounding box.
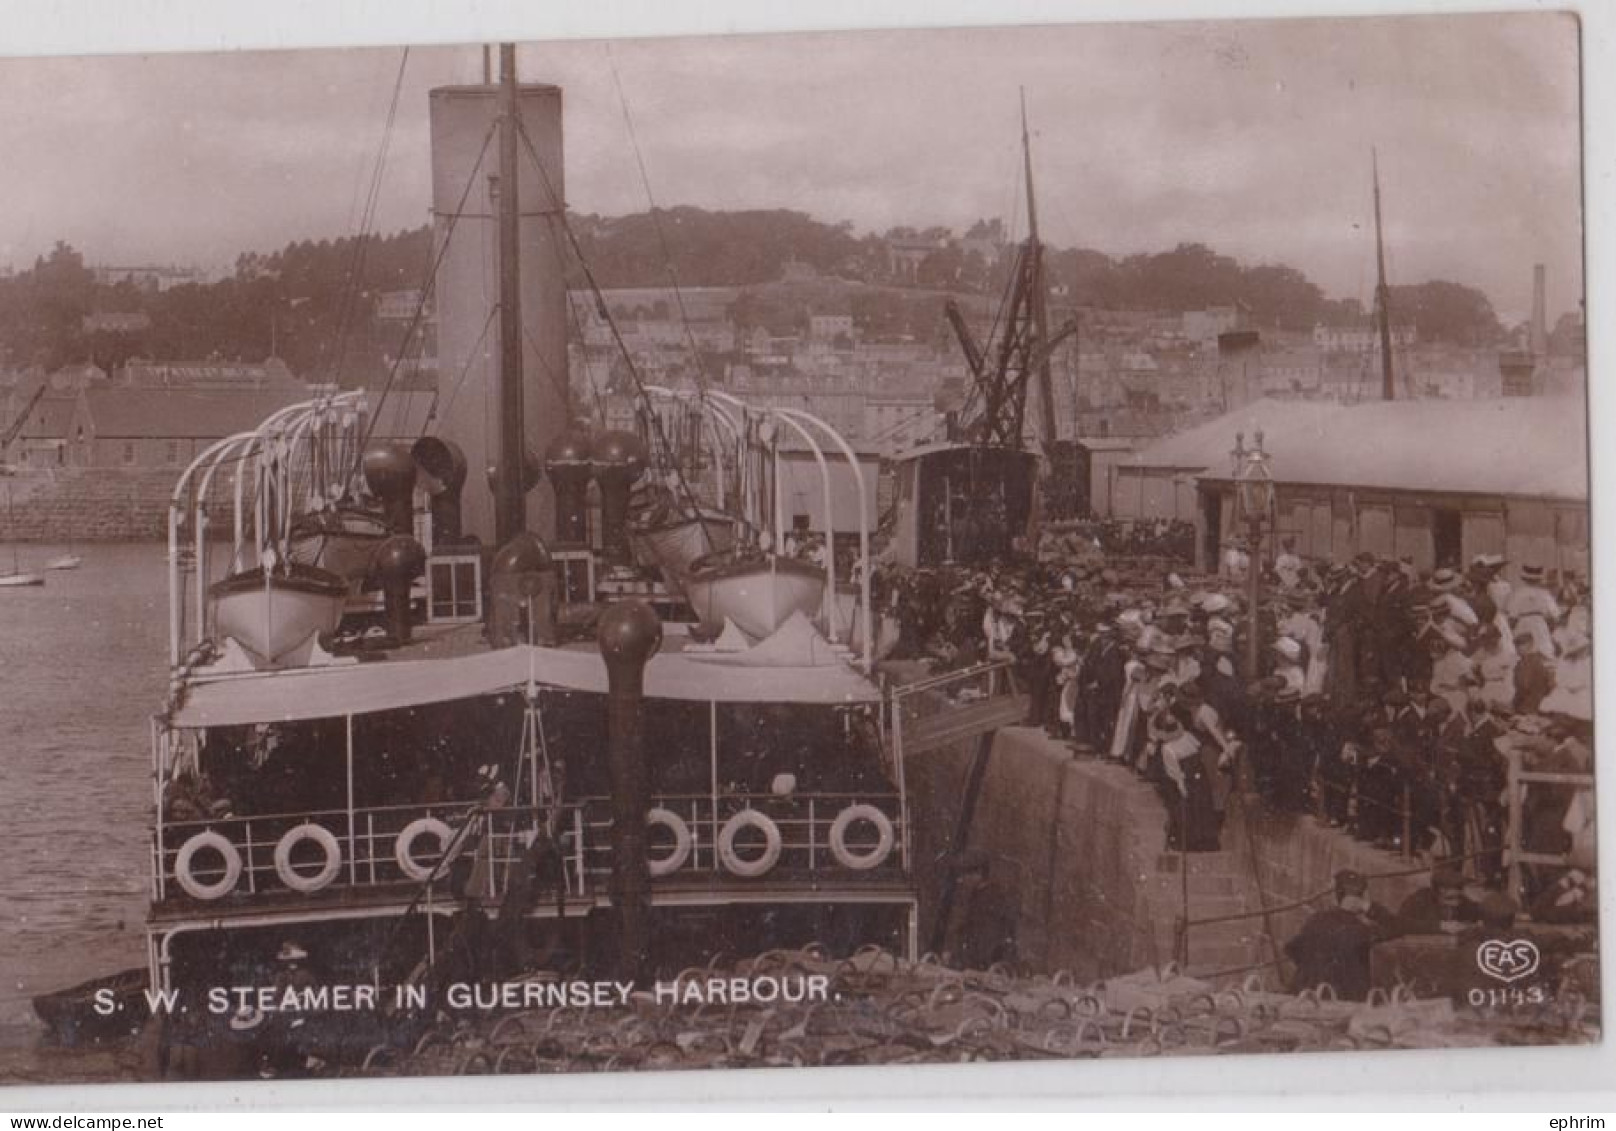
[0,9,1583,325]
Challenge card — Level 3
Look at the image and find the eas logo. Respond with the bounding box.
[1476,938,1541,983]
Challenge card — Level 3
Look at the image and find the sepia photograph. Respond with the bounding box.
[0,1,1599,1102]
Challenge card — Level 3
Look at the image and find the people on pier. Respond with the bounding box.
[870,533,1591,908]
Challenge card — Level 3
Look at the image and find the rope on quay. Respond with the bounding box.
[355,942,1597,1075]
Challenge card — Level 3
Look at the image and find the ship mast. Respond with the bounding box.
[1023,90,1057,449]
[1372,147,1396,402]
[495,43,527,543]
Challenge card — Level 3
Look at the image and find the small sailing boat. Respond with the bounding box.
[1,488,43,587]
[45,546,83,571]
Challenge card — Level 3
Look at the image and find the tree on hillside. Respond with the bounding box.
[23,241,96,369]
[1388,280,1503,346]
[1238,262,1325,330]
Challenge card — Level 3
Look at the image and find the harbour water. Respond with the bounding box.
[0,544,168,1064]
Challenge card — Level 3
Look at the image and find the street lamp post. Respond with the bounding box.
[1231,430,1275,680]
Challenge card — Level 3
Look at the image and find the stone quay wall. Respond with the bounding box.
[906,724,1433,983]
[1,468,238,542]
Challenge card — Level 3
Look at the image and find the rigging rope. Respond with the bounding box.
[605,44,714,397]
[347,118,498,486]
[513,119,706,526]
[318,48,412,388]
[431,304,501,434]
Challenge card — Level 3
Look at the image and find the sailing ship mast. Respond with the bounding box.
[1022,90,1057,449]
[1372,148,1396,402]
[941,93,1076,450]
[494,43,528,545]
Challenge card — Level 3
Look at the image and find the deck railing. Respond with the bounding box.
[577,792,905,880]
[154,800,583,906]
[154,790,905,907]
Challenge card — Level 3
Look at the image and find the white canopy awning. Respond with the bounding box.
[171,642,880,728]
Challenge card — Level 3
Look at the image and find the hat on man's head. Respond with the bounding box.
[1430,568,1462,592]
[1520,564,1547,584]
[1334,869,1369,897]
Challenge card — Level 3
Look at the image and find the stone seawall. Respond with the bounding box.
[1,469,235,542]
[907,725,1433,983]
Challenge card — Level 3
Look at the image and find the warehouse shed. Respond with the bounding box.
[1112,396,1589,578]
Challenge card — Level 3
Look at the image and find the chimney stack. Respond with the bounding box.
[1531,263,1548,358]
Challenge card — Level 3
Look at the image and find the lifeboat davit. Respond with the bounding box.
[209,562,349,666]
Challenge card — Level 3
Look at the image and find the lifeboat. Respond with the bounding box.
[209,562,349,666]
[287,506,391,589]
[630,508,736,589]
[682,550,826,640]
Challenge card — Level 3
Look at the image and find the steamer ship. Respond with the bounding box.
[141,47,927,1066]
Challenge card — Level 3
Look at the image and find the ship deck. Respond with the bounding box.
[170,624,881,728]
[148,873,917,932]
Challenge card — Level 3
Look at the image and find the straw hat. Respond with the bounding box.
[1429,568,1462,593]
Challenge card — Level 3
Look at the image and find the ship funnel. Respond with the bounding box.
[545,427,594,545]
[591,430,648,567]
[429,81,568,544]
[362,441,418,536]
[411,436,469,546]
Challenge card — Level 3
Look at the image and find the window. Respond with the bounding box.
[122,441,136,465]
[553,549,595,606]
[166,441,180,465]
[426,555,483,624]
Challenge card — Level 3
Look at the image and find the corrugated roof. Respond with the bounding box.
[1125,395,1588,501]
[82,387,306,439]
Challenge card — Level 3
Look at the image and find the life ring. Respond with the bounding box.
[273,823,343,893]
[646,808,693,877]
[828,804,895,871]
[395,817,462,882]
[174,830,242,900]
[718,809,782,878]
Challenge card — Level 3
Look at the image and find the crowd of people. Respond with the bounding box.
[1038,517,1198,562]
[871,538,1594,908]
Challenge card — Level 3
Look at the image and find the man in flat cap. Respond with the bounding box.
[1284,870,1395,1001]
